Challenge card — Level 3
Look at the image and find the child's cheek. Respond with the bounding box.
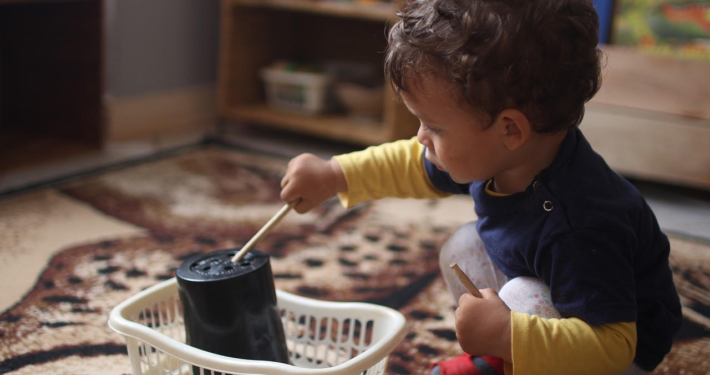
[440,151,464,170]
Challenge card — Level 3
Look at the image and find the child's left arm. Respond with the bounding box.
[455,290,637,375]
[508,312,636,375]
[454,289,513,361]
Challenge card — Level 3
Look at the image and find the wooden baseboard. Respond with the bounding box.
[107,85,217,141]
[582,102,710,190]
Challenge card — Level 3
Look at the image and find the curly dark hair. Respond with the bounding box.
[385,0,603,133]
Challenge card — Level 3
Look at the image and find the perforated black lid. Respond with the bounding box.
[176,248,268,282]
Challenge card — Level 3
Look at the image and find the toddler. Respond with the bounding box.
[280,0,682,373]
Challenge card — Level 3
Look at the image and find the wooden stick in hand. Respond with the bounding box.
[231,202,296,263]
[450,263,483,298]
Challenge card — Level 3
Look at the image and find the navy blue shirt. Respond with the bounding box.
[424,128,681,371]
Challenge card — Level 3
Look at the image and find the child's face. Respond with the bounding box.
[402,75,510,184]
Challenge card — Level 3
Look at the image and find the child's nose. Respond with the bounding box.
[417,125,430,146]
[417,126,436,155]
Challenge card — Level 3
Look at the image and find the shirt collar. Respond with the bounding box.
[471,127,579,216]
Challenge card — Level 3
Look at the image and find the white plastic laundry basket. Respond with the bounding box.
[109,278,407,375]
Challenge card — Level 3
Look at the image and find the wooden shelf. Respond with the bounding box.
[224,104,389,145]
[227,0,397,22]
[217,0,418,146]
[217,1,710,189]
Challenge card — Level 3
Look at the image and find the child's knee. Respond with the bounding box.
[499,277,561,319]
[439,222,508,302]
[439,221,481,265]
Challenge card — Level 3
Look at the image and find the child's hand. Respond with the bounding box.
[280,153,347,213]
[455,288,512,362]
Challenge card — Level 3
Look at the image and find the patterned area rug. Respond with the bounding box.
[1,144,708,374]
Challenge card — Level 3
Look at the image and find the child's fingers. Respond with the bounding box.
[457,292,477,308]
[280,182,299,204]
[455,291,493,317]
[293,199,312,214]
[454,294,476,322]
[479,288,499,299]
[284,191,310,213]
[458,289,498,305]
[459,289,502,309]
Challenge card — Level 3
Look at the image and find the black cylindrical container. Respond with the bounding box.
[176,249,289,365]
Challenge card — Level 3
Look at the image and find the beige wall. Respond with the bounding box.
[104,0,220,140]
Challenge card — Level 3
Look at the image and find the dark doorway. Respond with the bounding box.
[0,0,103,173]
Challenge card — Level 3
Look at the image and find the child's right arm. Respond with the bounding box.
[333,137,450,207]
[281,137,450,213]
[280,153,347,213]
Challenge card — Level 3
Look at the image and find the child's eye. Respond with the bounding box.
[424,125,440,134]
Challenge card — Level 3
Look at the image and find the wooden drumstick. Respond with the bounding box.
[450,263,483,298]
[231,201,296,263]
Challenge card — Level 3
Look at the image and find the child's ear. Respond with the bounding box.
[495,109,531,151]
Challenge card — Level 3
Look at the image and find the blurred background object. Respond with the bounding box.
[0,0,104,173]
[215,0,417,147]
[0,0,708,192]
[334,82,384,120]
[612,0,710,60]
[1,0,219,183]
[104,0,220,141]
[260,60,333,114]
[593,0,616,43]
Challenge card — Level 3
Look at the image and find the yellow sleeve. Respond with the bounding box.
[508,311,636,375]
[332,136,450,208]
